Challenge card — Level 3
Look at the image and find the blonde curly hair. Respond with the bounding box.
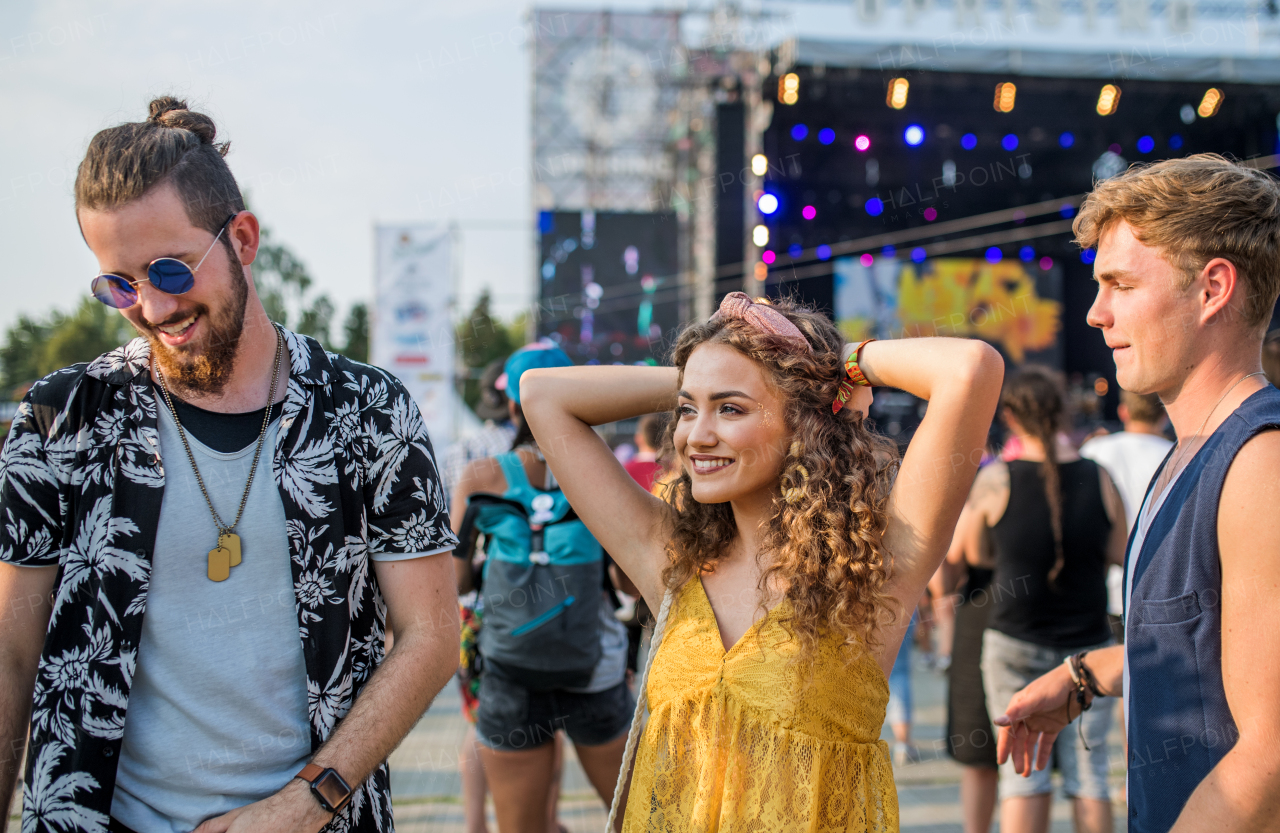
[658,297,900,662]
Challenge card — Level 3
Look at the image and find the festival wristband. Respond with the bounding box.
[832,339,875,414]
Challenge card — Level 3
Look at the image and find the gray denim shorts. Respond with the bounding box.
[981,629,1115,800]
[475,671,634,752]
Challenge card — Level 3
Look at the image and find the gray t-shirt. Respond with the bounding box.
[110,405,312,832]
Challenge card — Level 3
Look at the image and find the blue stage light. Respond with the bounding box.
[791,124,809,141]
[1059,203,1076,219]
[1137,135,1155,153]
[817,245,832,260]
[818,128,835,145]
[1002,134,1019,151]
[985,247,1003,263]
[911,247,926,263]
[757,193,779,215]
[865,198,884,216]
[1082,249,1097,264]
[882,245,896,257]
[1019,246,1035,262]
[904,125,925,146]
[1059,132,1075,148]
[961,133,977,150]
[788,244,803,258]
[1169,134,1184,149]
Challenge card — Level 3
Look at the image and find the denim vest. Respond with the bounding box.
[1125,385,1280,832]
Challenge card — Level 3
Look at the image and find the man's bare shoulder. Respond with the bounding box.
[1219,428,1280,563]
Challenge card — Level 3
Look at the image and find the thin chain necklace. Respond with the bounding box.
[1159,371,1265,496]
[155,324,284,582]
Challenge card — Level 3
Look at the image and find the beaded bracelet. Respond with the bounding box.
[832,339,875,414]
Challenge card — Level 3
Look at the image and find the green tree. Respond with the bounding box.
[1,314,53,396]
[1,299,135,397]
[339,303,370,363]
[253,224,335,345]
[41,301,137,377]
[455,290,524,410]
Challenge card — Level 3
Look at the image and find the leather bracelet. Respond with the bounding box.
[1066,653,1094,751]
[1076,651,1107,698]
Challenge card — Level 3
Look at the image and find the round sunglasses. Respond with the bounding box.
[90,213,237,309]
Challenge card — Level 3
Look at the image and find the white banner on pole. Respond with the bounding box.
[372,224,455,445]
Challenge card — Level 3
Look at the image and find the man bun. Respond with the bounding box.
[75,94,244,231]
[146,96,226,156]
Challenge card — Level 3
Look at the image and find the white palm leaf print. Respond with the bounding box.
[279,424,339,518]
[85,338,149,380]
[22,741,109,833]
[2,515,55,564]
[367,395,430,513]
[49,497,145,627]
[0,430,59,528]
[308,644,354,737]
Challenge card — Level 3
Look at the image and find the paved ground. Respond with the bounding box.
[7,654,1128,831]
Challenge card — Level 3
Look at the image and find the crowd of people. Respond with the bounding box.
[2,95,1279,833]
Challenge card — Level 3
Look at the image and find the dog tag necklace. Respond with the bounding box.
[155,324,284,582]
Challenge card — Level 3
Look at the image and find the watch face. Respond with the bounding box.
[314,770,351,810]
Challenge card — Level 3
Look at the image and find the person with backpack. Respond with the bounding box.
[450,343,633,833]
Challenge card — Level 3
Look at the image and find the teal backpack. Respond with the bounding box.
[459,452,603,689]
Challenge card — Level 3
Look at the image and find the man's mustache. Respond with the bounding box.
[135,304,209,332]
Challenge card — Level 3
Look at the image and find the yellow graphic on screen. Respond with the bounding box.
[836,258,1060,362]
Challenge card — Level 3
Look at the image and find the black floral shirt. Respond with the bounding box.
[0,329,457,833]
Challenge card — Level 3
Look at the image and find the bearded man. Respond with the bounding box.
[0,97,459,833]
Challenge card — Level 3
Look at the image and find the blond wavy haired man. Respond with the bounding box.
[994,154,1280,833]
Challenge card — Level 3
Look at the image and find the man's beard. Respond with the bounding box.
[134,255,249,397]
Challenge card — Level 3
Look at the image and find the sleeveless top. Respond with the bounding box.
[988,459,1113,648]
[1125,385,1280,833]
[624,578,898,832]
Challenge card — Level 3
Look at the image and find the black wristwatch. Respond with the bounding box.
[296,763,353,813]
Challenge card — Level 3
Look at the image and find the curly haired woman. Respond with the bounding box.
[521,293,1003,831]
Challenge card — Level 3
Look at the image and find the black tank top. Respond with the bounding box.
[988,459,1113,648]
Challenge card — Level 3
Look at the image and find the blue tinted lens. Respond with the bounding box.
[148,258,196,294]
[91,275,138,309]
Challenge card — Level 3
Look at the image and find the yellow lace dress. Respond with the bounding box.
[623,578,898,832]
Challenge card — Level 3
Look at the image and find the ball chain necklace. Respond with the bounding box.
[154,324,284,582]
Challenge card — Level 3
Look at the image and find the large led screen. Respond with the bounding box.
[537,210,679,365]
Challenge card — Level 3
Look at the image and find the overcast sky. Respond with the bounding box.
[0,0,665,337]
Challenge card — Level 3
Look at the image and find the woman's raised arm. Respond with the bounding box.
[520,365,679,610]
[856,338,1004,664]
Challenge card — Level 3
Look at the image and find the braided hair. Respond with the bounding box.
[1000,366,1068,590]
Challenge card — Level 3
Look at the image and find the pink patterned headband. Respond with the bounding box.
[709,292,812,353]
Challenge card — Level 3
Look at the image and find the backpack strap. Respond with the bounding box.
[456,494,529,557]
[604,588,673,831]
